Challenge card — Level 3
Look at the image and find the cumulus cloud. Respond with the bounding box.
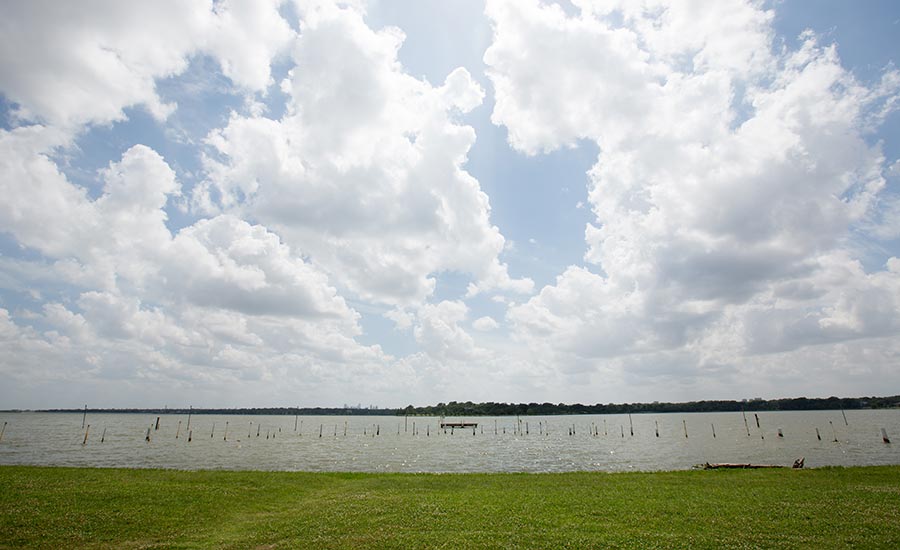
[0,0,294,130]
[472,316,500,331]
[198,3,531,306]
[489,0,900,385]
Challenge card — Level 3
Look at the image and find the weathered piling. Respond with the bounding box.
[777,428,783,438]
[82,405,87,430]
[427,425,430,436]
[495,419,498,435]
[841,408,848,426]
[711,423,716,438]
[333,425,337,437]
[754,413,760,429]
[188,430,192,442]
[299,420,303,436]
[100,427,106,443]
[683,419,688,438]
[257,424,261,437]
[344,421,348,437]
[525,422,529,435]
[82,424,90,445]
[176,420,181,439]
[655,420,659,438]
[294,412,299,432]
[223,421,229,441]
[829,420,838,442]
[266,429,270,440]
[210,422,216,438]
[155,417,160,431]
[145,427,151,442]
[318,424,323,438]
[604,419,608,436]
[816,427,821,441]
[742,409,750,436]
[620,425,624,438]
[882,428,891,444]
[629,414,634,437]
[187,406,192,432]
[0,421,6,442]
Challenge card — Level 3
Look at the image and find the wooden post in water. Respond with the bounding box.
[525,422,529,435]
[405,416,408,433]
[754,413,760,429]
[188,430,192,442]
[101,427,106,443]
[683,419,688,438]
[294,410,299,432]
[495,419,498,435]
[629,414,634,437]
[604,419,607,436]
[777,428,783,438]
[620,425,624,438]
[711,424,716,438]
[882,428,891,444]
[155,417,160,431]
[82,424,90,445]
[655,420,659,438]
[211,423,216,438]
[742,408,750,437]
[176,420,181,439]
[187,406,192,432]
[0,421,6,442]
[333,425,337,437]
[344,421,348,437]
[257,423,261,437]
[427,425,430,436]
[223,421,228,441]
[145,427,151,443]
[299,420,303,436]
[413,422,417,436]
[82,405,87,430]
[841,408,848,426]
[319,424,323,438]
[829,420,838,442]
[816,428,821,441]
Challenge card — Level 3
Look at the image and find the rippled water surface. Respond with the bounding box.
[0,410,897,472]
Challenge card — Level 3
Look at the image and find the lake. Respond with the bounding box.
[0,410,897,472]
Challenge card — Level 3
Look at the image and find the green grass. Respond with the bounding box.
[1,466,899,549]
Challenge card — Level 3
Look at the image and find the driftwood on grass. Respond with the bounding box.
[702,457,804,470]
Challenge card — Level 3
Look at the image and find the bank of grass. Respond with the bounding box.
[1,466,898,549]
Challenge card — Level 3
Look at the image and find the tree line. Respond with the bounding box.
[24,394,900,416]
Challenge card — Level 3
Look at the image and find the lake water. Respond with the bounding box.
[0,410,897,473]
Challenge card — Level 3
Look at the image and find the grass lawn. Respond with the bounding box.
[1,465,899,549]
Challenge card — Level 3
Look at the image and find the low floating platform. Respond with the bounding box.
[441,422,478,428]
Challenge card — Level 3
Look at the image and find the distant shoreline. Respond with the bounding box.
[5,394,898,416]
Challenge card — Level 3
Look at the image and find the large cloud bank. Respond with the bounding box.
[0,0,897,406]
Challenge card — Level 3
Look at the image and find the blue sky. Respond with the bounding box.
[1,0,899,408]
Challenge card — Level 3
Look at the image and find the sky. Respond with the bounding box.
[1,0,899,409]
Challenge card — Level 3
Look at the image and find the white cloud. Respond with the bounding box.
[488,0,900,385]
[472,316,500,331]
[198,3,531,306]
[414,300,480,361]
[0,0,294,130]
